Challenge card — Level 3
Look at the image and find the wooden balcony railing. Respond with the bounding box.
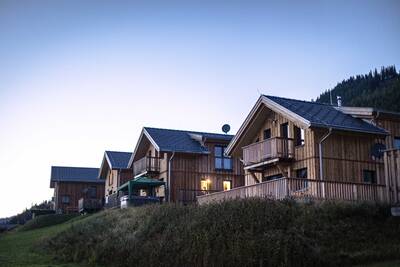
[133,156,160,176]
[78,198,103,213]
[178,189,219,204]
[197,178,389,205]
[243,137,294,166]
[104,192,121,209]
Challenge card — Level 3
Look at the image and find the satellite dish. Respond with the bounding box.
[371,143,386,159]
[222,124,231,134]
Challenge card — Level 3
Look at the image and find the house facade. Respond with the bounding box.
[50,166,105,213]
[198,95,400,204]
[127,127,245,203]
[98,151,133,196]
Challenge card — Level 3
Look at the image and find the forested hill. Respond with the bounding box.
[316,66,400,112]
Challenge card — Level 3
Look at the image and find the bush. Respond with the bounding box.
[40,199,400,267]
[18,214,78,232]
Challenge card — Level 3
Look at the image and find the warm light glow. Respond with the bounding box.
[201,179,211,191]
[223,180,232,191]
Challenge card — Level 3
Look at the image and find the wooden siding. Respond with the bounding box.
[54,181,104,213]
[133,138,244,203]
[242,108,387,186]
[384,149,400,203]
[376,118,400,149]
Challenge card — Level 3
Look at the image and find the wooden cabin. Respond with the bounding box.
[50,166,105,213]
[198,95,400,205]
[98,151,133,208]
[127,127,245,203]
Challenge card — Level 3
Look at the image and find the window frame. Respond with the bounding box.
[223,180,232,191]
[294,126,305,146]
[214,145,233,171]
[394,137,400,149]
[363,170,376,184]
[280,123,289,138]
[263,128,271,140]
[61,195,70,204]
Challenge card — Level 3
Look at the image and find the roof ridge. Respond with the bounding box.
[105,150,132,154]
[144,126,234,137]
[51,166,99,169]
[263,94,333,107]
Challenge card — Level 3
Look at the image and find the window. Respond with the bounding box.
[296,168,307,178]
[108,172,113,186]
[61,195,70,204]
[215,146,232,170]
[294,126,305,146]
[280,123,289,138]
[263,129,271,140]
[201,179,211,191]
[223,180,232,191]
[262,174,283,182]
[394,137,400,149]
[88,186,97,198]
[363,170,376,184]
[295,168,308,190]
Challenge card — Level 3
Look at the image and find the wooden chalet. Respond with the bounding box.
[98,151,133,208]
[127,127,245,203]
[198,95,400,205]
[50,166,105,213]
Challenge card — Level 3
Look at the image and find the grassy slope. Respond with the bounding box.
[0,216,87,267]
[41,200,400,267]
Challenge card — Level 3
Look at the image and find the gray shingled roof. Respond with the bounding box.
[144,127,233,154]
[50,166,103,186]
[265,95,388,135]
[105,151,132,169]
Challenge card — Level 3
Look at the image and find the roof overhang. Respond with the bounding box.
[128,128,161,168]
[226,95,311,156]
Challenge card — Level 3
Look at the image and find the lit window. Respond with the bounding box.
[201,179,211,191]
[223,180,232,191]
[215,145,233,170]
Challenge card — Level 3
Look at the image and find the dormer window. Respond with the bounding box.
[215,145,232,170]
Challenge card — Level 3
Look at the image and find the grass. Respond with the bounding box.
[40,199,400,267]
[17,214,78,232]
[1,201,399,267]
[0,215,88,267]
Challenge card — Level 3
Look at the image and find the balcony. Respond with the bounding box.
[133,156,160,177]
[197,178,389,205]
[242,137,294,169]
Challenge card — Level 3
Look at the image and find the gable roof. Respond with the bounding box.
[105,151,132,169]
[226,95,388,156]
[265,95,388,135]
[50,166,103,188]
[128,127,233,166]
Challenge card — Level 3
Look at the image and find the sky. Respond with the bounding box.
[0,0,399,217]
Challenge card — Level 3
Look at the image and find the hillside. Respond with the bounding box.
[316,66,400,111]
[40,199,400,267]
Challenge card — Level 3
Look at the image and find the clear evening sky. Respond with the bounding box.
[0,0,399,217]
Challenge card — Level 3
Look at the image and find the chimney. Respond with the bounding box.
[337,96,342,107]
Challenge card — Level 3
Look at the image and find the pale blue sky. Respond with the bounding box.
[0,0,399,217]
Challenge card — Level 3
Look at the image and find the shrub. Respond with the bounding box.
[18,214,78,232]
[40,199,400,267]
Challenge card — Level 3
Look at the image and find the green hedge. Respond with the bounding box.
[18,214,78,232]
[41,199,400,267]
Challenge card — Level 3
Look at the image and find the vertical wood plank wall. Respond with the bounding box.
[55,182,105,213]
[384,149,400,203]
[243,108,387,185]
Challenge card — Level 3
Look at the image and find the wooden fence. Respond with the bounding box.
[197,177,388,205]
[384,149,400,204]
